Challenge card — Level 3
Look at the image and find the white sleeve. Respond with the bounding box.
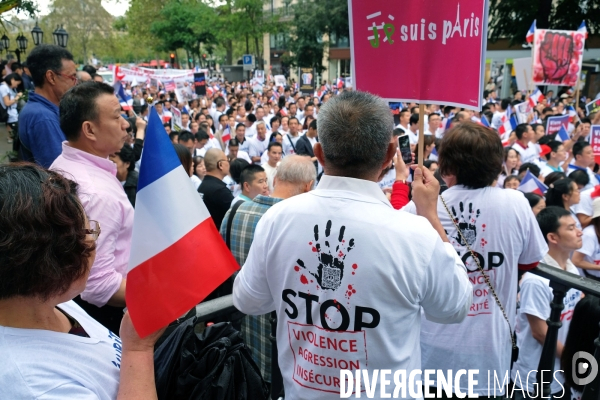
[572,192,593,216]
[39,383,99,400]
[519,278,551,321]
[578,229,597,258]
[248,140,260,157]
[517,200,549,265]
[233,216,276,315]
[401,201,417,214]
[420,239,472,324]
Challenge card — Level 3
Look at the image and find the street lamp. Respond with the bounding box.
[52,25,68,48]
[31,21,43,46]
[1,34,9,51]
[16,34,27,51]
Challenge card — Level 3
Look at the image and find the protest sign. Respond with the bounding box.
[591,125,600,165]
[299,68,315,95]
[194,72,206,96]
[274,75,287,88]
[513,58,533,91]
[349,0,488,110]
[586,99,600,116]
[532,29,585,86]
[171,107,182,131]
[545,114,569,136]
[514,101,534,124]
[175,83,194,103]
[163,79,176,92]
[150,78,158,90]
[344,77,352,88]
[254,70,265,84]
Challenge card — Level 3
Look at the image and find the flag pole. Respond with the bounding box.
[418,103,425,169]
[574,72,582,115]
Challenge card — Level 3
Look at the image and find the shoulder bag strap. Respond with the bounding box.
[286,134,297,153]
[226,200,245,250]
[439,194,517,351]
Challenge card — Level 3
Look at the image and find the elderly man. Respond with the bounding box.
[76,70,93,82]
[19,44,77,167]
[248,121,269,164]
[220,155,315,384]
[50,81,135,333]
[233,91,472,399]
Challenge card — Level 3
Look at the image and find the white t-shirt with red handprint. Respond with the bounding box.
[402,185,548,395]
[233,175,472,400]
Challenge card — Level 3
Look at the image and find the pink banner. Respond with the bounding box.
[349,0,488,110]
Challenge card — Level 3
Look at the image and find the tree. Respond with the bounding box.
[489,0,598,46]
[45,0,114,63]
[286,0,348,72]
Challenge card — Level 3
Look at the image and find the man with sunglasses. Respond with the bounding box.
[18,44,77,167]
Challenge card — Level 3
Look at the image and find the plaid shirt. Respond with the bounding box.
[220,194,283,382]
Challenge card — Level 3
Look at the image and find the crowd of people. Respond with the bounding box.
[1,43,600,399]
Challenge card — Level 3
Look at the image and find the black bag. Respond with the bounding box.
[0,104,8,123]
[154,320,269,400]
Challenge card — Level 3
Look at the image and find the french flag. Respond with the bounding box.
[480,114,491,128]
[114,81,133,111]
[566,105,578,123]
[578,21,588,39]
[526,20,536,44]
[126,108,240,337]
[430,146,438,161]
[498,114,517,138]
[222,125,231,142]
[554,125,570,142]
[336,77,344,89]
[529,88,545,107]
[518,170,548,195]
[113,65,125,82]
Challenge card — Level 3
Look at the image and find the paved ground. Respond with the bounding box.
[0,125,15,163]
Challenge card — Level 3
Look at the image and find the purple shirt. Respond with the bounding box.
[51,142,134,307]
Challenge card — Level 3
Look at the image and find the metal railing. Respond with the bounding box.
[194,264,600,400]
[530,263,600,400]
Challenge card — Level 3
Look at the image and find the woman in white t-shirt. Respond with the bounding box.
[545,178,582,229]
[0,164,164,400]
[402,122,548,397]
[573,197,600,279]
[0,73,23,144]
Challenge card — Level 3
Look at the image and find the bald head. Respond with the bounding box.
[204,148,226,171]
[76,71,92,82]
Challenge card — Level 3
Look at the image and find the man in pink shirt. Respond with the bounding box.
[51,81,139,333]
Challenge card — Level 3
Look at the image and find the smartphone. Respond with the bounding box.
[398,135,412,164]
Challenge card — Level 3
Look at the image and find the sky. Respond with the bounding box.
[36,0,129,16]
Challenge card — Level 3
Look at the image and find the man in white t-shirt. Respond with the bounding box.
[491,98,510,129]
[402,122,548,397]
[395,109,410,133]
[248,121,269,164]
[426,113,441,136]
[566,141,600,191]
[282,117,302,155]
[407,113,419,149]
[245,114,257,139]
[233,91,472,400]
[261,142,282,193]
[511,207,582,398]
[512,123,540,165]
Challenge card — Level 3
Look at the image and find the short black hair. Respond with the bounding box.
[288,117,299,125]
[240,164,265,188]
[409,113,419,126]
[228,138,240,148]
[229,158,250,183]
[515,123,530,140]
[309,119,317,130]
[501,98,511,110]
[268,141,283,152]
[536,206,572,243]
[545,140,563,160]
[518,163,541,178]
[169,132,179,142]
[569,169,590,188]
[10,62,22,72]
[82,65,97,76]
[115,144,136,172]
[195,130,209,142]
[573,141,590,158]
[524,192,544,208]
[59,81,115,141]
[177,131,195,143]
[26,44,74,88]
[246,113,257,123]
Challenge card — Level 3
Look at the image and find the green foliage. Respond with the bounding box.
[489,0,597,46]
[286,0,348,72]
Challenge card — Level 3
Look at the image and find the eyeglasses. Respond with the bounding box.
[54,71,78,84]
[85,220,101,241]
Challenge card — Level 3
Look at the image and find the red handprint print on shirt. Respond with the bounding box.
[539,31,574,83]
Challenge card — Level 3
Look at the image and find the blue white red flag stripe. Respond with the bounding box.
[518,170,548,195]
[529,88,545,107]
[114,81,133,111]
[126,108,240,337]
[526,20,536,44]
[480,115,490,128]
[578,21,588,39]
[554,125,570,142]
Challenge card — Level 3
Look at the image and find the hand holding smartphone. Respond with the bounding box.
[398,135,413,164]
